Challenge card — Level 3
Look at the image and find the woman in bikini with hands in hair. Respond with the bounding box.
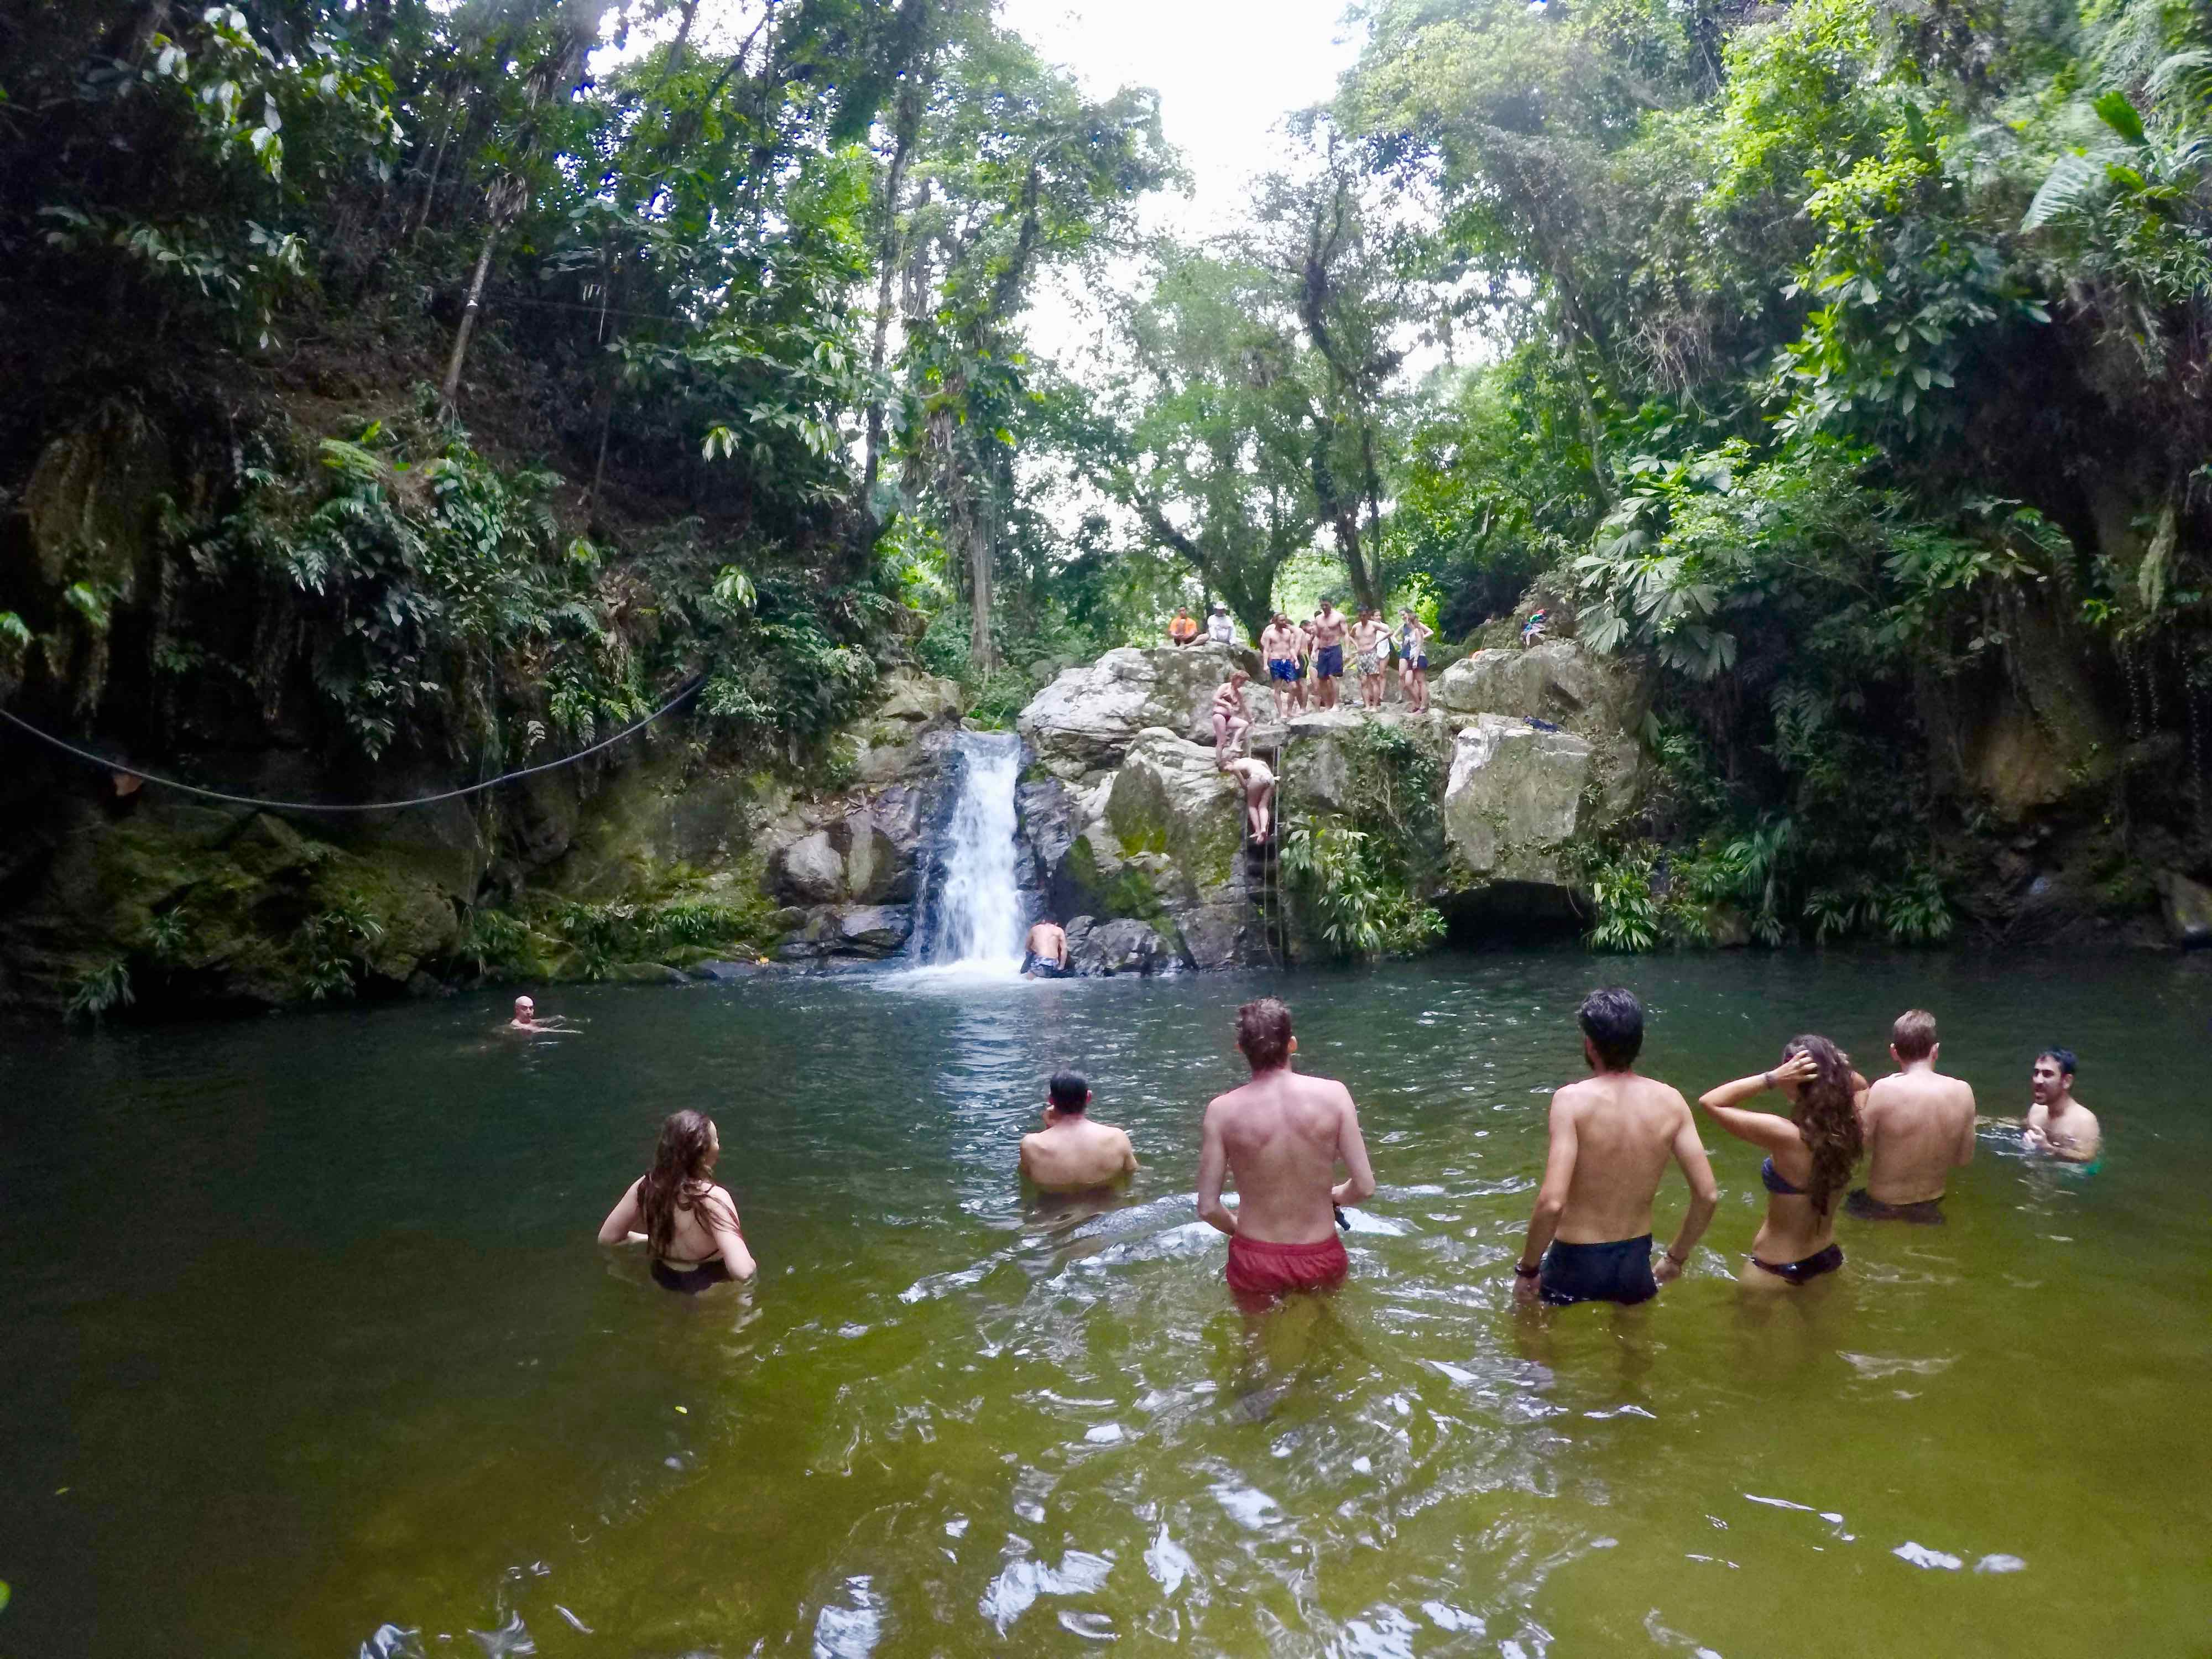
[598,1109,757,1292]
[1697,1037,1864,1287]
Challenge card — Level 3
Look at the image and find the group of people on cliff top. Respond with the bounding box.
[1171,599,1437,721]
[598,989,2101,1304]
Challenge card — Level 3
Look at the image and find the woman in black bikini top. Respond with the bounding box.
[597,1109,758,1292]
[1697,1036,1865,1287]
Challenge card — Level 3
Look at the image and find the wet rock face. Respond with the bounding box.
[1018,644,1261,780]
[2155,869,2212,948]
[1442,716,1598,888]
[1063,916,1173,976]
[1433,641,1646,733]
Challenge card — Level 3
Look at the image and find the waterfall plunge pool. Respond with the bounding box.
[2,950,2208,1656]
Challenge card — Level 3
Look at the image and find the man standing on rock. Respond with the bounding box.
[1211,669,1253,756]
[1022,917,1070,978]
[1260,613,1302,722]
[1219,749,1276,843]
[1514,987,1718,1307]
[1848,1009,1976,1222]
[1351,608,1391,711]
[1198,998,1376,1307]
[1310,601,1349,709]
[1397,609,1434,713]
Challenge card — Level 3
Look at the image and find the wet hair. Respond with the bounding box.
[1048,1071,1088,1111]
[1578,987,1644,1071]
[638,1109,730,1256]
[1782,1035,1863,1215]
[1237,997,1294,1071]
[2036,1047,2078,1079]
[1891,1009,1938,1061]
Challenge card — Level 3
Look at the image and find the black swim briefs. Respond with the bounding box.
[1750,1242,1844,1285]
[651,1258,733,1295]
[1538,1234,1658,1306]
[1845,1188,1945,1224]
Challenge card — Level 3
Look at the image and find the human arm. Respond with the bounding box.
[1515,1093,1579,1287]
[1695,1052,1817,1154]
[596,1177,643,1245]
[1331,1088,1377,1208]
[702,1187,757,1280]
[1119,1129,1140,1176]
[1658,1103,1720,1284]
[1196,1101,1237,1237]
[1954,1088,1978,1166]
[1018,1134,1037,1182]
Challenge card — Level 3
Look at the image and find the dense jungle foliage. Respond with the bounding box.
[4,0,2210,971]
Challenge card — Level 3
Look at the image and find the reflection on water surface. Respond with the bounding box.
[2,951,2208,1657]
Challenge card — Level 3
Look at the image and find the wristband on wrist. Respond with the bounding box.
[1665,1248,1689,1266]
[1761,1070,1773,1089]
[1514,1261,1541,1279]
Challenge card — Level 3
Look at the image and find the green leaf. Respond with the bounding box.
[2093,90,2146,145]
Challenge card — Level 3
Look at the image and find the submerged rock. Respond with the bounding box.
[1442,716,1598,889]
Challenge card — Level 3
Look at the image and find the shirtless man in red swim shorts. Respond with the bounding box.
[1197,998,1376,1307]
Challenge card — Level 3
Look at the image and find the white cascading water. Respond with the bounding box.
[924,732,1026,971]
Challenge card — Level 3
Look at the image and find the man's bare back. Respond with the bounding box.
[1547,1073,1707,1243]
[1021,1116,1136,1193]
[1860,1067,1976,1204]
[1199,1069,1372,1244]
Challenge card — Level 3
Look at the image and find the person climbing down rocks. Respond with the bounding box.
[1220,750,1276,843]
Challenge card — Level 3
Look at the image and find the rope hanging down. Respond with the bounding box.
[0,674,708,815]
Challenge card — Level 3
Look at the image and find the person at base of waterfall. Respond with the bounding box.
[1211,670,1254,755]
[1198,997,1377,1307]
[1220,751,1276,843]
[598,1109,757,1292]
[1019,1072,1139,1194]
[1698,1038,1865,1287]
[507,994,574,1032]
[1167,607,1200,647]
[1397,610,1434,713]
[2024,1047,2101,1163]
[1206,603,1235,645]
[1309,602,1349,708]
[1848,1009,1976,1222]
[1022,918,1070,978]
[1514,987,1718,1307]
[1351,609,1391,710]
[1260,613,1303,721]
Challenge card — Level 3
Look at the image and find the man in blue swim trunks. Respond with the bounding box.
[1514,988,1718,1307]
[1310,600,1348,709]
[1260,613,1302,721]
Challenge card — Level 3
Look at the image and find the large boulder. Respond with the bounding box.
[768,830,848,904]
[764,802,921,909]
[1274,708,1454,817]
[2155,869,2212,949]
[1434,641,1646,820]
[836,904,914,957]
[1442,716,1599,889]
[852,667,964,786]
[1018,644,1261,780]
[1065,916,1173,977]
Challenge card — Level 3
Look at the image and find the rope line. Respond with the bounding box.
[0,674,708,815]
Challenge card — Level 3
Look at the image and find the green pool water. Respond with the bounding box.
[2,951,2206,1657]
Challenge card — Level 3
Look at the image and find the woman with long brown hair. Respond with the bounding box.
[1697,1036,1865,1287]
[597,1110,757,1292]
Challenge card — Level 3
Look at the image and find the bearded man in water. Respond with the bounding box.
[1849,1008,1976,1222]
[1197,998,1376,1306]
[2024,1047,2100,1162]
[1515,987,1718,1306]
[1020,1072,1139,1193]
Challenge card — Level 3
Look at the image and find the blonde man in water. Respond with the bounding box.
[1198,998,1376,1307]
[1849,1009,1976,1222]
[1019,1072,1139,1193]
[2024,1048,2100,1162]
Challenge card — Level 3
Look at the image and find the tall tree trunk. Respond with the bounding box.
[862,60,928,506]
[440,207,505,418]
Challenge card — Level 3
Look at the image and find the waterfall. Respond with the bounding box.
[918,732,1027,971]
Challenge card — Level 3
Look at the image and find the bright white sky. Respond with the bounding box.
[998,0,1366,239]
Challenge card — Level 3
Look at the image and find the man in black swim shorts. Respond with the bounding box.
[1514,988,1718,1307]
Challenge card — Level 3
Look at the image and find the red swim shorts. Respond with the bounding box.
[1225,1234,1350,1302]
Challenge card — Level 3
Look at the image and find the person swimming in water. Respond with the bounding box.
[506,995,576,1032]
[1019,1072,1139,1193]
[2023,1047,2101,1163]
[1697,1037,1865,1287]
[597,1109,757,1292]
